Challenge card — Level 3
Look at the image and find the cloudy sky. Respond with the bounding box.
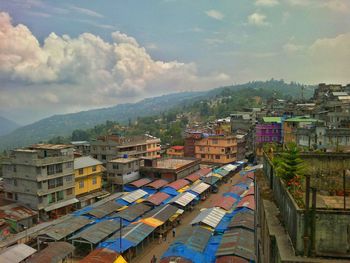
[0,0,349,124]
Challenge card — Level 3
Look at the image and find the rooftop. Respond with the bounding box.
[284,116,321,123]
[262,117,282,124]
[29,144,73,150]
[154,158,198,169]
[74,156,102,170]
[109,157,139,163]
[0,203,37,221]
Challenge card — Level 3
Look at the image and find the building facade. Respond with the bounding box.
[2,144,77,219]
[74,156,107,208]
[106,157,141,191]
[195,135,237,164]
[166,146,184,157]
[283,116,321,145]
[90,134,161,164]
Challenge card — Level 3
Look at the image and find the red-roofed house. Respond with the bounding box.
[167,146,185,157]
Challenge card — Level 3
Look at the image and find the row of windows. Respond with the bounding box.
[78,166,97,175]
[78,177,98,189]
[200,154,235,160]
[12,175,73,189]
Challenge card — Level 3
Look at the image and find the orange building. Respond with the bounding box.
[195,135,237,164]
[167,146,185,157]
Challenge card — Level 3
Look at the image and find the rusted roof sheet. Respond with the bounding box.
[142,204,179,222]
[144,192,171,206]
[237,195,255,211]
[244,186,254,197]
[84,201,123,218]
[107,222,155,245]
[0,203,37,222]
[228,210,254,231]
[229,186,245,196]
[175,225,212,252]
[41,216,92,241]
[27,242,75,263]
[215,255,249,263]
[197,167,212,176]
[114,203,151,222]
[79,248,123,263]
[247,172,255,180]
[216,228,255,261]
[128,178,153,188]
[166,179,189,190]
[121,189,148,204]
[0,244,36,263]
[213,196,237,211]
[189,182,211,194]
[190,207,226,228]
[144,179,169,189]
[170,192,197,207]
[70,220,121,244]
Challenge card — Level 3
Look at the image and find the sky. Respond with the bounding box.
[0,0,349,124]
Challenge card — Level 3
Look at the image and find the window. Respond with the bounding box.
[48,193,56,204]
[13,165,16,172]
[37,182,42,189]
[38,196,43,203]
[14,194,18,201]
[92,166,97,172]
[102,155,106,160]
[66,175,73,182]
[215,155,220,160]
[47,165,55,175]
[7,192,13,199]
[113,164,119,169]
[48,179,56,189]
[212,139,218,144]
[13,179,17,186]
[55,164,62,173]
[66,188,73,195]
[79,168,84,175]
[36,167,41,175]
[201,154,206,158]
[79,180,84,189]
[57,191,64,201]
[66,162,73,168]
[128,163,131,168]
[92,177,97,185]
[56,177,63,187]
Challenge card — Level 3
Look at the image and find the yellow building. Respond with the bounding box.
[166,146,185,157]
[74,156,108,208]
[195,135,237,164]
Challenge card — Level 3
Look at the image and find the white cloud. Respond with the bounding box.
[248,12,269,26]
[205,10,224,20]
[255,0,279,7]
[0,12,231,120]
[69,5,104,18]
[283,42,305,52]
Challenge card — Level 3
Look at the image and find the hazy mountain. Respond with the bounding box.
[0,80,315,151]
[0,116,20,136]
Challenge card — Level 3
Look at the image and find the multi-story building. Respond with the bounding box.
[255,117,282,157]
[195,135,237,164]
[90,134,161,164]
[74,156,107,208]
[166,146,184,157]
[71,141,91,156]
[283,116,321,145]
[2,144,77,219]
[106,157,141,191]
[184,131,203,157]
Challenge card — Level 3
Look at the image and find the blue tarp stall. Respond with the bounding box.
[223,192,240,199]
[116,199,129,206]
[161,187,180,196]
[123,185,137,192]
[202,234,224,263]
[161,226,212,263]
[215,210,237,233]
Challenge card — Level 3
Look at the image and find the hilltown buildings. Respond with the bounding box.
[2,144,77,219]
[166,146,184,157]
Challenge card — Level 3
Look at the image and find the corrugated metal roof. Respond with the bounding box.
[216,169,230,177]
[215,255,249,263]
[216,228,255,261]
[190,207,226,228]
[228,210,254,231]
[166,179,189,190]
[128,178,153,188]
[243,186,254,197]
[0,203,37,222]
[189,182,211,194]
[84,201,123,218]
[107,222,155,245]
[44,198,79,212]
[41,216,92,241]
[175,225,212,252]
[142,204,179,222]
[0,243,36,263]
[223,164,237,172]
[70,220,121,244]
[27,242,75,263]
[229,186,245,196]
[143,179,169,189]
[79,248,126,263]
[74,156,102,170]
[237,195,255,211]
[171,192,197,207]
[213,196,236,211]
[160,257,192,263]
[184,168,212,183]
[121,189,148,204]
[113,203,151,222]
[201,176,220,186]
[144,192,171,206]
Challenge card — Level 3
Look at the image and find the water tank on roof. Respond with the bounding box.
[123,154,128,158]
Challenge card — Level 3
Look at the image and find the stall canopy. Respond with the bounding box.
[112,203,151,222]
[236,195,255,211]
[228,210,254,231]
[27,242,75,263]
[0,244,36,263]
[215,228,255,261]
[143,179,169,190]
[189,182,211,195]
[120,189,148,204]
[83,201,123,219]
[215,255,249,263]
[144,192,171,206]
[39,216,92,241]
[141,204,179,227]
[213,196,237,211]
[125,178,153,191]
[80,248,127,263]
[201,176,220,186]
[190,207,226,229]
[69,220,122,245]
[170,192,197,207]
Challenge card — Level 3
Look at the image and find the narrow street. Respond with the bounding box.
[132,172,242,263]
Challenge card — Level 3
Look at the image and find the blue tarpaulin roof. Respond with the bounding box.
[161,187,179,196]
[203,234,224,263]
[99,238,135,253]
[116,199,129,206]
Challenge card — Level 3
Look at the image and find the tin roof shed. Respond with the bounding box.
[190,207,226,228]
[121,189,148,204]
[0,243,36,263]
[27,242,75,263]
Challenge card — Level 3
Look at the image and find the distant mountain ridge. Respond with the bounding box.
[0,80,315,151]
[0,116,20,136]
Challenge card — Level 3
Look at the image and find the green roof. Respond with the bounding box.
[263,117,282,123]
[285,116,320,123]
